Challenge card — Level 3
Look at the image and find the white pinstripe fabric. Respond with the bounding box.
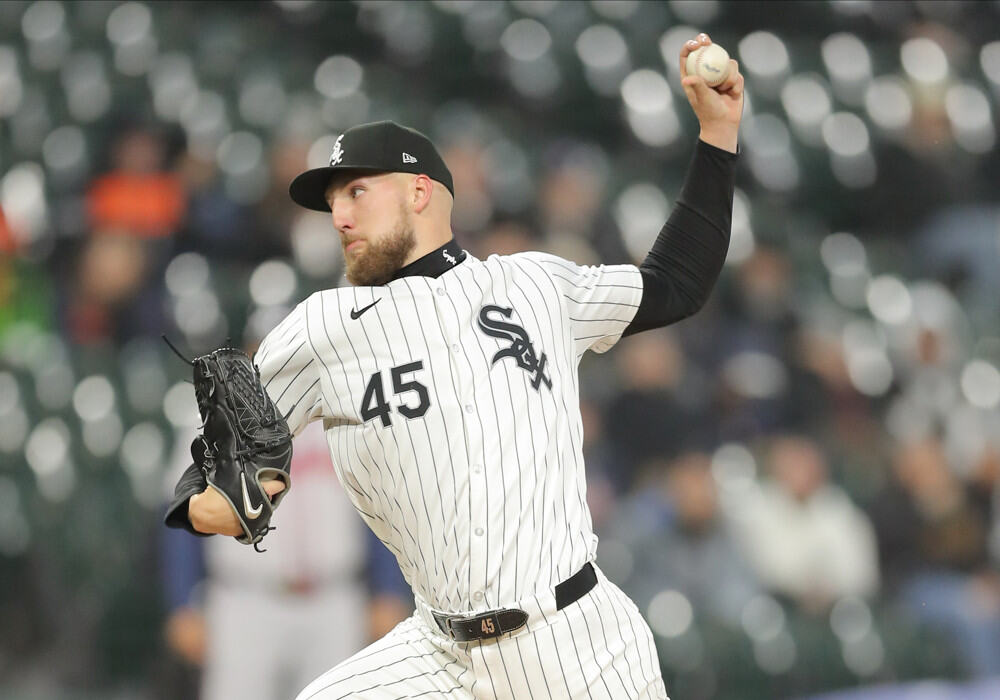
[294,567,667,700]
[254,251,666,698]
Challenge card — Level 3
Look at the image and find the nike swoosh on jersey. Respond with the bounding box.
[241,473,263,519]
[350,299,381,319]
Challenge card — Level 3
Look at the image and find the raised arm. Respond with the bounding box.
[624,32,744,337]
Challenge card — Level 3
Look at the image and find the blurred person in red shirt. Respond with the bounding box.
[86,126,185,239]
[63,125,185,344]
[0,206,13,254]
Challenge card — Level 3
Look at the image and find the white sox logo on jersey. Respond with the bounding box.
[476,305,552,391]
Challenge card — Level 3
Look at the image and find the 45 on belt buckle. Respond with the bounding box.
[439,608,528,641]
[446,611,504,640]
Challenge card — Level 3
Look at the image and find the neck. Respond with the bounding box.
[402,225,453,267]
[392,238,466,280]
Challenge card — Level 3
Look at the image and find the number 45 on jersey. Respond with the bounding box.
[360,360,431,427]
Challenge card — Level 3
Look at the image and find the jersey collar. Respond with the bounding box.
[392,238,467,281]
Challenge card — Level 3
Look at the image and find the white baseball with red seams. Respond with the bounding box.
[685,43,731,87]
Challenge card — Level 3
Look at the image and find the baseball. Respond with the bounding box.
[685,43,731,87]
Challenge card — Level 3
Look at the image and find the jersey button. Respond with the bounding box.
[473,591,484,601]
[472,465,482,474]
[451,344,460,353]
[436,287,445,296]
[464,404,474,414]
[474,527,484,536]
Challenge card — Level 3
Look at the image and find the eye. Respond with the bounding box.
[350,186,364,198]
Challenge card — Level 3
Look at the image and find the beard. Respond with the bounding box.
[343,205,417,286]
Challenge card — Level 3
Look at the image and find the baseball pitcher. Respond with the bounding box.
[166,33,743,699]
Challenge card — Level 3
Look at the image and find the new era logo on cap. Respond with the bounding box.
[402,152,418,164]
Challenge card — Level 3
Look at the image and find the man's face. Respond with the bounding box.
[326,172,416,286]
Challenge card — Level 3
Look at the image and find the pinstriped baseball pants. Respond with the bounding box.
[295,566,668,700]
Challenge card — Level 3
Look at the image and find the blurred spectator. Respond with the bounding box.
[161,421,412,700]
[0,256,54,339]
[869,435,1000,676]
[735,434,880,613]
[60,231,166,344]
[603,329,701,491]
[469,218,537,259]
[0,205,14,253]
[173,149,251,261]
[712,245,808,440]
[605,451,759,627]
[86,127,185,239]
[57,125,186,345]
[580,397,619,533]
[915,203,1000,333]
[978,446,1000,566]
[249,138,313,260]
[438,137,492,237]
[537,140,628,263]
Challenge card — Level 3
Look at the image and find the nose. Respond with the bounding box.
[331,198,353,233]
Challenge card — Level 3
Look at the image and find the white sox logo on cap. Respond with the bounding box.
[329,134,345,166]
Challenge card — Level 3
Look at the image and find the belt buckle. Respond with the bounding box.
[433,611,463,640]
[433,608,529,641]
[452,611,498,640]
[441,615,461,640]
[472,611,502,638]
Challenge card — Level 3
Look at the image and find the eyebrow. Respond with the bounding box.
[325,172,384,201]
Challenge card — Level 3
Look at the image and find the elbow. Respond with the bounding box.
[675,270,721,319]
[676,289,711,321]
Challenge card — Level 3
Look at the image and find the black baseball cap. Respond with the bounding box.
[288,120,454,212]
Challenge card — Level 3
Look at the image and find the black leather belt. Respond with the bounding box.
[433,562,597,642]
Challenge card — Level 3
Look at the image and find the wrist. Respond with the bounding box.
[187,492,199,522]
[698,126,738,154]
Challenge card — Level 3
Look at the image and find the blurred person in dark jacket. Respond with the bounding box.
[604,329,701,492]
[870,435,1000,676]
[603,451,759,627]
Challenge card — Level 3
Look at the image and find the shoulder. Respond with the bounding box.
[260,288,358,339]
[813,485,866,517]
[485,250,581,278]
[500,250,572,269]
[498,251,642,291]
[297,286,370,317]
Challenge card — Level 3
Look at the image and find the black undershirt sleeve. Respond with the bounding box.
[623,139,738,337]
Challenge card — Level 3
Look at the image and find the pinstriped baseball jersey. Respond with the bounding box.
[253,250,642,614]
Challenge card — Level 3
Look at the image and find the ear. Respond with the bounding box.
[411,174,433,214]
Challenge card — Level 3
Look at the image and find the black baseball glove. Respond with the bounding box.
[178,344,293,550]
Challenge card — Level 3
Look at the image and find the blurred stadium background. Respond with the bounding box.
[1,1,1000,698]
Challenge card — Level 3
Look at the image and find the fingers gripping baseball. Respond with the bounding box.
[679,33,744,152]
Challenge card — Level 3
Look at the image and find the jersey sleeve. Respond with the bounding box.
[524,252,644,356]
[254,302,324,436]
